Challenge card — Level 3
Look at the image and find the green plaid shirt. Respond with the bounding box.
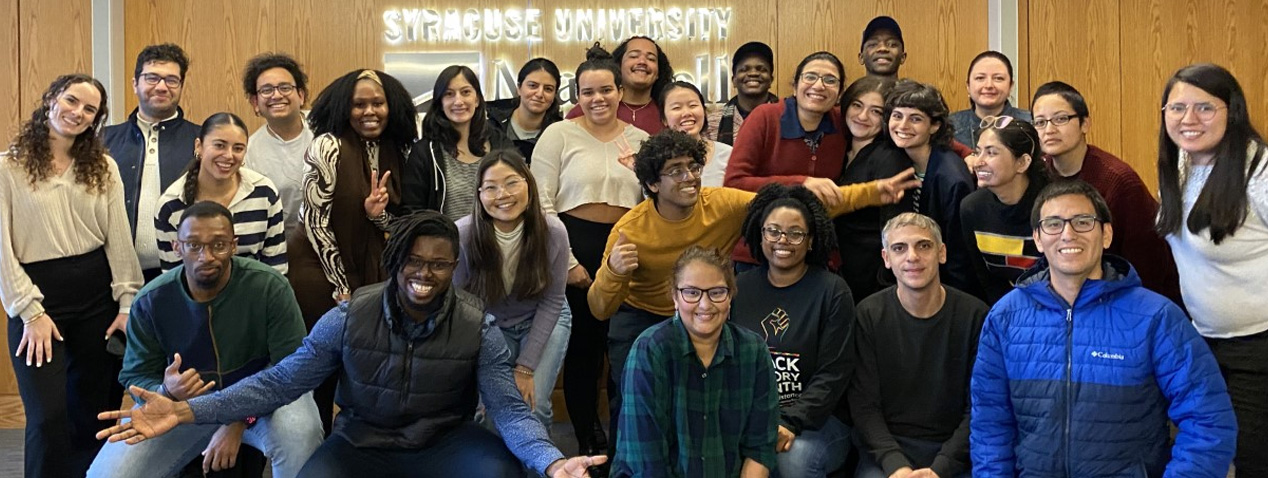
[612,316,779,477]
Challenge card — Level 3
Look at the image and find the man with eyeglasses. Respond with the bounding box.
[1030,81,1181,306]
[241,52,314,240]
[104,43,202,282]
[970,180,1236,477]
[860,16,906,79]
[88,201,323,478]
[95,210,606,478]
[850,212,987,478]
[590,129,918,452]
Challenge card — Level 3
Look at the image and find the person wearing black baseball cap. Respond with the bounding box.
[860,16,906,79]
[705,41,779,146]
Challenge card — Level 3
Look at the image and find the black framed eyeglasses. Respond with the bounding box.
[762,226,807,245]
[1033,114,1079,130]
[676,286,731,304]
[1038,214,1101,235]
[403,257,458,274]
[140,73,182,88]
[178,240,234,257]
[256,84,297,97]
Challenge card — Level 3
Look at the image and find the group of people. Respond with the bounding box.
[1,12,1264,478]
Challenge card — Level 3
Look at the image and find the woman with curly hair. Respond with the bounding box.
[286,68,418,435]
[730,184,856,478]
[886,79,978,296]
[0,73,143,477]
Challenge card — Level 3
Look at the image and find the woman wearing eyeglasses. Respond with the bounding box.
[1,74,143,477]
[726,52,850,269]
[611,246,779,478]
[1157,63,1268,477]
[1030,82,1182,305]
[959,116,1047,304]
[453,151,571,430]
[286,69,417,435]
[155,113,287,274]
[730,184,855,478]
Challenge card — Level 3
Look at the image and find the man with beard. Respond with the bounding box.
[704,41,779,146]
[859,16,906,79]
[241,52,314,240]
[88,201,322,478]
[95,211,606,478]
[104,43,202,282]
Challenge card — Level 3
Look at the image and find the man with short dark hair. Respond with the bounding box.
[87,201,322,478]
[850,212,987,478]
[704,41,778,146]
[96,211,604,478]
[104,43,201,282]
[971,180,1237,477]
[241,52,313,240]
[859,16,906,79]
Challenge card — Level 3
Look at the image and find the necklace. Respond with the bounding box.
[622,101,651,123]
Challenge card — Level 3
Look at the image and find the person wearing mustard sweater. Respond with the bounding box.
[588,129,917,448]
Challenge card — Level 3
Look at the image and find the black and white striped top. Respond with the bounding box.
[154,167,288,274]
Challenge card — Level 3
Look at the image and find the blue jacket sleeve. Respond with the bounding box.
[970,306,1017,477]
[477,315,566,475]
[1152,302,1237,478]
[187,304,346,424]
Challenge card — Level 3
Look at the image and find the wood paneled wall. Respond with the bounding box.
[1026,0,1268,192]
[123,0,986,132]
[0,0,96,428]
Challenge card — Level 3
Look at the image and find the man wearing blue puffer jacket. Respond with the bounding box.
[970,180,1236,477]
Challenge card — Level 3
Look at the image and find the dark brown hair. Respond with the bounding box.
[7,74,112,194]
[463,150,551,303]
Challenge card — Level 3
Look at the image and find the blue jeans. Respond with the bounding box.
[773,415,851,478]
[298,422,522,478]
[500,302,572,429]
[87,392,323,478]
[855,434,969,478]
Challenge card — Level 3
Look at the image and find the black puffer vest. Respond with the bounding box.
[334,282,485,448]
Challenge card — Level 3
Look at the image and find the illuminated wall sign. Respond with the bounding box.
[382,7,741,108]
[383,8,732,44]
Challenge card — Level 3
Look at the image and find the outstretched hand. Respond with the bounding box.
[96,386,191,444]
[547,455,609,477]
[878,168,921,204]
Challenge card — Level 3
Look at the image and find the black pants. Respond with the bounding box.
[560,213,613,451]
[606,305,670,451]
[1206,328,1268,477]
[7,248,123,478]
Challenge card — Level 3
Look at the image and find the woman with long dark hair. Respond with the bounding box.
[401,65,509,220]
[835,76,910,302]
[0,73,143,477]
[287,68,418,435]
[155,112,287,274]
[960,116,1047,304]
[1157,63,1268,477]
[532,43,650,456]
[731,184,855,478]
[487,58,564,160]
[454,151,570,429]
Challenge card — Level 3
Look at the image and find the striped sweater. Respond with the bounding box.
[154,167,287,274]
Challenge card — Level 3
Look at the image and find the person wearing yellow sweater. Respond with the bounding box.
[589,129,916,453]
